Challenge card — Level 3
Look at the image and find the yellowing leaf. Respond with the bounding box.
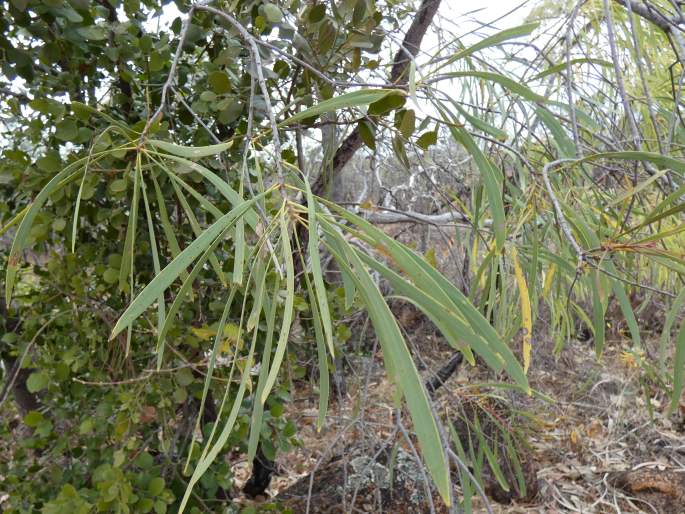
[191,323,241,352]
[191,327,214,340]
[620,350,644,369]
[542,263,556,297]
[511,247,532,374]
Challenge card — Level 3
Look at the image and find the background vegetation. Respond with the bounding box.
[1,0,684,512]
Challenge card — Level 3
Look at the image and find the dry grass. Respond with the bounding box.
[231,325,685,513]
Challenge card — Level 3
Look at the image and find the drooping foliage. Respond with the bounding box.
[1,0,684,512]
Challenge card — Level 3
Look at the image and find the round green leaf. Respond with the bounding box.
[318,20,336,53]
[26,371,49,393]
[137,498,154,513]
[36,152,61,173]
[103,268,119,284]
[134,452,154,469]
[153,499,167,514]
[416,130,438,150]
[175,367,194,387]
[368,93,406,116]
[24,410,44,427]
[207,71,231,94]
[172,387,187,403]
[110,179,127,193]
[358,119,376,150]
[262,3,283,23]
[269,402,284,417]
[52,218,66,231]
[149,51,165,72]
[398,109,416,139]
[309,4,326,23]
[148,477,165,496]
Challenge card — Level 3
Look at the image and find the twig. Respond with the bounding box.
[613,0,685,33]
[541,158,586,262]
[397,413,438,514]
[586,259,676,298]
[196,5,287,198]
[138,1,209,144]
[446,448,495,514]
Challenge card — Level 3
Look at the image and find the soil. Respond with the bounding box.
[229,320,685,514]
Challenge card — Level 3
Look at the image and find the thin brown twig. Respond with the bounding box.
[196,5,287,199]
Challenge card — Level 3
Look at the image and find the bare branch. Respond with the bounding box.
[613,0,684,33]
[313,0,443,196]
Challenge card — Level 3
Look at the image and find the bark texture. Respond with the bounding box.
[312,0,443,196]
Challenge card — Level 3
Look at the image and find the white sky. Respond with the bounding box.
[148,0,532,40]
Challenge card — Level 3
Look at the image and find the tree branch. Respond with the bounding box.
[613,0,685,33]
[312,0,442,196]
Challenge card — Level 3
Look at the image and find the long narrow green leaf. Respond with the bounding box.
[319,217,451,506]
[306,183,335,357]
[303,266,330,431]
[321,204,527,389]
[165,170,224,219]
[0,204,29,239]
[155,224,232,366]
[608,168,671,207]
[279,89,404,127]
[5,151,117,302]
[233,168,246,285]
[531,58,612,81]
[180,309,260,513]
[148,139,234,158]
[193,286,236,451]
[118,159,141,291]
[450,423,472,513]
[607,263,642,349]
[670,318,685,414]
[436,71,546,103]
[147,151,257,228]
[248,278,280,463]
[590,270,607,356]
[150,173,191,285]
[356,251,479,363]
[624,202,685,236]
[246,257,267,332]
[110,190,273,339]
[660,288,685,373]
[140,173,166,340]
[168,176,226,284]
[475,421,509,493]
[433,22,539,73]
[536,107,576,158]
[260,214,295,404]
[580,151,685,177]
[449,126,506,250]
[452,102,508,141]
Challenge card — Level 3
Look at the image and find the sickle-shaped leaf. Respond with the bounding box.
[436,71,546,103]
[320,203,527,390]
[432,22,539,74]
[306,180,335,357]
[531,58,612,81]
[110,189,273,339]
[6,150,118,303]
[449,125,506,251]
[319,217,451,506]
[148,138,234,158]
[259,214,296,404]
[279,88,404,127]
